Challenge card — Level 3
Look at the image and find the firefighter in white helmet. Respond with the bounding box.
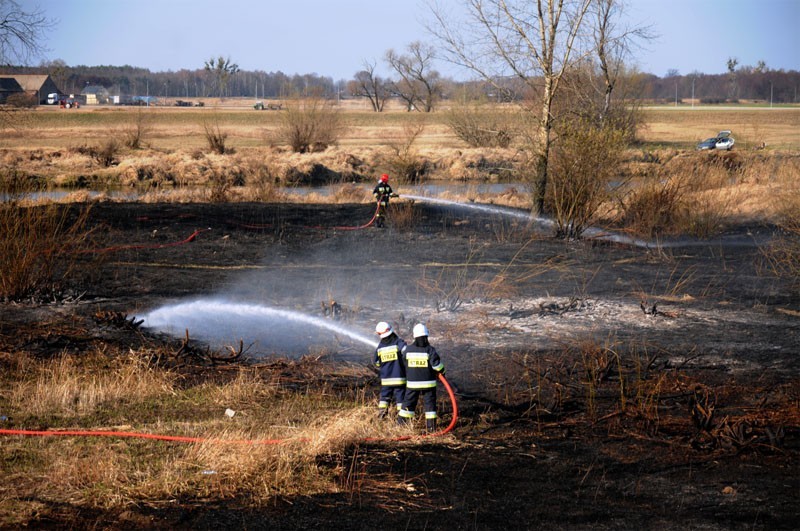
[373,321,408,418]
[398,323,445,433]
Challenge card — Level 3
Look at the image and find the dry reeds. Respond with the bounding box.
[0,348,393,512]
[10,353,175,416]
[0,201,97,300]
[761,182,800,291]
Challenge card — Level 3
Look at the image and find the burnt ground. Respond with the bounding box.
[1,200,798,530]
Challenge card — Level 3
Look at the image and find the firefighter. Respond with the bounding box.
[372,173,398,228]
[373,321,407,418]
[398,323,445,433]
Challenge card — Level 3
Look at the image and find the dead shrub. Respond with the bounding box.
[384,120,428,183]
[122,107,152,149]
[618,176,688,237]
[273,97,343,153]
[546,120,627,239]
[387,201,416,231]
[762,186,800,292]
[444,101,516,148]
[203,120,229,155]
[0,203,98,300]
[95,138,120,167]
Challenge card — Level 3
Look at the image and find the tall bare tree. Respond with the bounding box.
[591,0,651,122]
[429,0,592,214]
[0,0,52,66]
[726,56,739,100]
[204,56,239,98]
[348,60,389,112]
[385,41,442,112]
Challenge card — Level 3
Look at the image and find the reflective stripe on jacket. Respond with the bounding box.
[373,183,393,205]
[403,344,444,389]
[373,336,407,386]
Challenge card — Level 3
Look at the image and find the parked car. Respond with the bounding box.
[697,130,734,151]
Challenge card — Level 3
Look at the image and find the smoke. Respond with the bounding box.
[139,188,747,360]
[139,222,408,359]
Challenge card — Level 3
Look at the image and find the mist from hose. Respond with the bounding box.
[405,194,662,249]
[142,299,378,356]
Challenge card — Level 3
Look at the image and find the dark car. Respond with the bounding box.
[697,130,734,151]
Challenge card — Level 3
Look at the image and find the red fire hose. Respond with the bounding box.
[0,374,458,445]
[307,201,381,231]
[78,228,211,254]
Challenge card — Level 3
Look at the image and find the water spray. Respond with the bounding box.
[404,193,666,249]
[141,299,378,353]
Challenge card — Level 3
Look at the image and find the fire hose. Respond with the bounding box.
[79,228,211,254]
[0,374,457,445]
[241,198,388,232]
[305,200,382,231]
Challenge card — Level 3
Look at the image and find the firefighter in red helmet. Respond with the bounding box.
[372,173,398,228]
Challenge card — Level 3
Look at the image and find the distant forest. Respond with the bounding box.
[1,62,798,104]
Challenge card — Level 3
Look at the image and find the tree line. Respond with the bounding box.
[1,58,796,105]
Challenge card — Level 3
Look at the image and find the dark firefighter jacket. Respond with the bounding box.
[373,182,393,206]
[373,334,407,386]
[403,343,445,389]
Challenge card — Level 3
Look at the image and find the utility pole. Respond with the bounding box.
[770,81,773,108]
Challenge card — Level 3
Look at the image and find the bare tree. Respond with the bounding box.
[726,56,739,100]
[591,0,651,122]
[348,60,389,112]
[385,41,442,112]
[204,56,239,98]
[0,0,52,65]
[429,0,592,214]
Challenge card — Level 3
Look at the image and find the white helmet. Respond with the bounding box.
[375,321,393,338]
[412,323,429,338]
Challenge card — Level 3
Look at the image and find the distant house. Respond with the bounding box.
[0,74,62,104]
[0,77,23,103]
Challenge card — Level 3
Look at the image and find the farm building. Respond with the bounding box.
[0,77,24,103]
[0,74,62,104]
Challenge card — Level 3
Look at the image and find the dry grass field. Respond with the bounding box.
[2,100,798,231]
[1,100,799,529]
[1,99,797,151]
[639,106,800,150]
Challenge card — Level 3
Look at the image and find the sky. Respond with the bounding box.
[29,0,800,80]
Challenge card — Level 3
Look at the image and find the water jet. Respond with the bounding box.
[141,299,378,359]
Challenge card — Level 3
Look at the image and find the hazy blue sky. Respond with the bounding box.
[33,0,799,79]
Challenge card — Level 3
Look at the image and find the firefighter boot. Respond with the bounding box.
[426,418,437,433]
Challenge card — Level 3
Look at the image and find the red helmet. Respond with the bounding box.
[380,174,389,183]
